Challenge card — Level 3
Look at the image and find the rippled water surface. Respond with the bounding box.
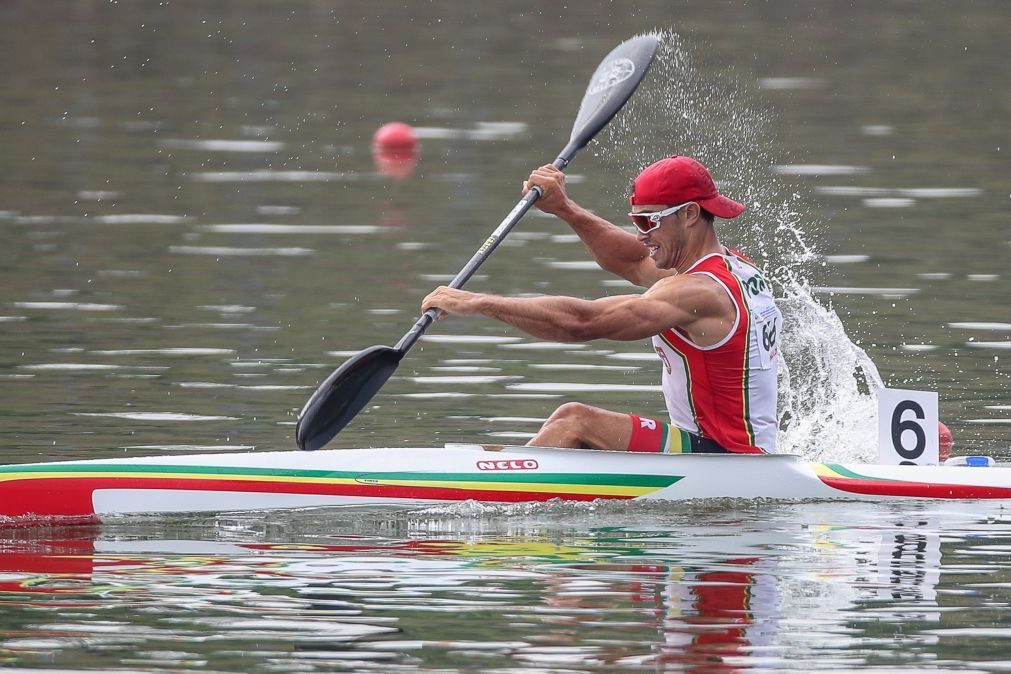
[5,502,1011,673]
[1,0,1009,671]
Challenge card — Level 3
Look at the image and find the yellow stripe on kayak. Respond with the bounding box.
[811,464,846,479]
[354,478,657,497]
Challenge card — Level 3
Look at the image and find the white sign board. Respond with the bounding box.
[878,388,939,465]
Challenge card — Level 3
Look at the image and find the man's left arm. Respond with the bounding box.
[421,282,712,343]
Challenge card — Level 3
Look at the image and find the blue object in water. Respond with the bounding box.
[943,455,996,467]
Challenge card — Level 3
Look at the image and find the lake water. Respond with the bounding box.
[2,501,1011,673]
[1,1,1009,671]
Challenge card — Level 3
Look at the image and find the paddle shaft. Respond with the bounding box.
[393,151,575,355]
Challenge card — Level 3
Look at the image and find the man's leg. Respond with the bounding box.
[526,402,633,450]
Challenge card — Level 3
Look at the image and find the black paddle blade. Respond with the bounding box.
[566,34,660,157]
[295,345,403,450]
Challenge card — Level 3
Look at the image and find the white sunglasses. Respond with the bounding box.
[627,202,690,234]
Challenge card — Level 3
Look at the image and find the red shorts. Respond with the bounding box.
[627,414,729,454]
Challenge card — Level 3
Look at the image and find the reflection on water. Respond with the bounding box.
[1,501,1010,672]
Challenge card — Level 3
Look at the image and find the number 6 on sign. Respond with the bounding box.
[878,388,939,465]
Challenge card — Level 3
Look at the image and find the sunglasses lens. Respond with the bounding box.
[630,215,651,232]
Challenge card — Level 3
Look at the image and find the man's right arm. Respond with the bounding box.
[525,165,668,288]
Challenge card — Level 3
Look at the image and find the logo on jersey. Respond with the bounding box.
[744,272,770,297]
[655,346,673,375]
[476,459,539,471]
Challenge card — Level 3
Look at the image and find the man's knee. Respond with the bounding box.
[543,403,613,445]
[546,402,596,425]
[532,403,628,450]
[537,402,598,442]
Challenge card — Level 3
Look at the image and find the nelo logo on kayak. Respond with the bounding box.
[476,459,539,471]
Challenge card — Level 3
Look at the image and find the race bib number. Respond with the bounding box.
[878,388,939,465]
[753,306,780,370]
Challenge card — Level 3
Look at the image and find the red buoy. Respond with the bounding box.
[372,122,420,179]
[372,122,418,150]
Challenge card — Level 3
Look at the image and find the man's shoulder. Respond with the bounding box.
[648,271,736,312]
[724,250,770,280]
[725,248,755,265]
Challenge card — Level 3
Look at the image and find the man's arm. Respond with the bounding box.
[525,165,673,288]
[422,275,735,345]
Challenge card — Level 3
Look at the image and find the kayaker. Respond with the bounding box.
[422,155,782,454]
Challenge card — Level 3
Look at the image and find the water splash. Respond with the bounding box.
[594,31,883,461]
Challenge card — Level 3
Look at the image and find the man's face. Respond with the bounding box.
[630,203,686,269]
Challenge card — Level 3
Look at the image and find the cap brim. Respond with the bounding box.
[698,194,746,219]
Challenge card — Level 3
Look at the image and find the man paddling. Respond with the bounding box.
[422,156,782,454]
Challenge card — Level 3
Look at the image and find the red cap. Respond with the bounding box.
[630,156,745,219]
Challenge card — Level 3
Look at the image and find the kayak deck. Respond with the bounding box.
[2,444,1011,523]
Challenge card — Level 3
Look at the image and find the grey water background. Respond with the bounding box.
[1,1,1010,672]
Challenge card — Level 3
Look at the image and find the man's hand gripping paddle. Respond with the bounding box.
[295,34,660,450]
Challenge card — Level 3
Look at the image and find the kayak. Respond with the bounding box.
[3,443,1011,524]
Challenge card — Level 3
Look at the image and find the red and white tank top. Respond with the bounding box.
[651,251,781,453]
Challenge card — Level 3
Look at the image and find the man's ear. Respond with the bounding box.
[683,201,702,225]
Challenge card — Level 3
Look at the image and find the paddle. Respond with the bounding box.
[295,34,660,451]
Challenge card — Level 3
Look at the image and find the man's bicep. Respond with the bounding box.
[642,277,729,324]
[593,293,695,341]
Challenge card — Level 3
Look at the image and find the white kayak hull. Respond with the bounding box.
[2,443,1010,523]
